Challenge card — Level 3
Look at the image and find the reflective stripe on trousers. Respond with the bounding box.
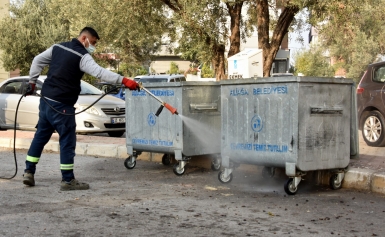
[60,164,74,170]
[26,155,40,163]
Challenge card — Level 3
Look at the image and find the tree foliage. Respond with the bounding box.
[117,62,147,78]
[0,0,70,75]
[52,0,168,75]
[201,63,214,78]
[310,0,385,80]
[293,46,335,77]
[168,62,179,74]
[0,0,379,81]
[0,0,167,76]
[159,0,230,80]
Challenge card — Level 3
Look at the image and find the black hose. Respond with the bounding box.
[0,86,123,179]
[0,94,24,179]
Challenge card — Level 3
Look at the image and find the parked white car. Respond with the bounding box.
[0,76,126,137]
[137,74,186,83]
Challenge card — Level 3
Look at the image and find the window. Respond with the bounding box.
[373,66,385,82]
[273,60,287,73]
[139,78,168,83]
[80,81,103,95]
[0,81,24,94]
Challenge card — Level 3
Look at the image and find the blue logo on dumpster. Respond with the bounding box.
[251,115,263,132]
[148,113,156,126]
[234,60,237,69]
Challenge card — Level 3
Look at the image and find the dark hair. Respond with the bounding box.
[79,27,100,40]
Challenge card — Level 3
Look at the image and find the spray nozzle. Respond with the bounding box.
[155,104,164,117]
[164,103,178,115]
[140,84,179,116]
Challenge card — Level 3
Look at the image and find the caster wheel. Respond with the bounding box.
[329,174,342,190]
[211,161,221,171]
[162,154,172,166]
[173,164,185,176]
[124,156,136,169]
[284,178,298,195]
[262,167,275,178]
[218,170,233,184]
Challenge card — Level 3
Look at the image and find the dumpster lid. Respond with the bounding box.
[220,77,354,85]
[139,81,219,88]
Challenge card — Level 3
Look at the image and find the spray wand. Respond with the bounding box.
[139,83,179,116]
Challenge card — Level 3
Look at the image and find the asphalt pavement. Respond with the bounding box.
[1,149,385,236]
[0,129,384,195]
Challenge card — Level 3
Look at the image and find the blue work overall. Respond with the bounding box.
[25,97,76,182]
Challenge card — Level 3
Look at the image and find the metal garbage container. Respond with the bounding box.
[124,81,221,175]
[218,77,359,195]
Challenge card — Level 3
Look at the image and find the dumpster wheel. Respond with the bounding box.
[284,178,298,195]
[211,158,221,171]
[329,173,343,190]
[218,170,233,183]
[124,156,136,169]
[162,154,174,166]
[211,162,221,171]
[173,163,185,176]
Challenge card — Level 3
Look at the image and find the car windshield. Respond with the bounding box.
[140,78,168,83]
[80,80,103,95]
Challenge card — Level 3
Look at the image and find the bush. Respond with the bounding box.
[201,63,214,78]
[168,62,179,74]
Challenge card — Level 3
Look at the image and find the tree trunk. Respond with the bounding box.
[212,43,226,81]
[161,0,227,80]
[256,0,299,77]
[161,0,242,80]
[227,2,244,58]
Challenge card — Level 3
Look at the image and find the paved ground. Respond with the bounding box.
[0,130,385,194]
[1,150,385,237]
[350,142,385,172]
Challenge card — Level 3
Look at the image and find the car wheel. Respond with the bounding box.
[107,131,125,137]
[362,110,385,147]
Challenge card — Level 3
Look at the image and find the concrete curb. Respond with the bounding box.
[342,168,385,195]
[1,138,384,195]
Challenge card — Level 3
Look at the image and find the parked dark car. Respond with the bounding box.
[357,61,385,146]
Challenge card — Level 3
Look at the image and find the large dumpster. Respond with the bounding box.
[124,81,221,175]
[218,77,359,195]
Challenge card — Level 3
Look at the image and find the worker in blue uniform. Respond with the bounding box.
[22,27,139,191]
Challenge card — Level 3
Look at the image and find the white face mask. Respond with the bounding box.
[85,38,96,54]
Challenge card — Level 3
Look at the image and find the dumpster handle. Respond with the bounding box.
[190,103,218,111]
[310,107,343,115]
